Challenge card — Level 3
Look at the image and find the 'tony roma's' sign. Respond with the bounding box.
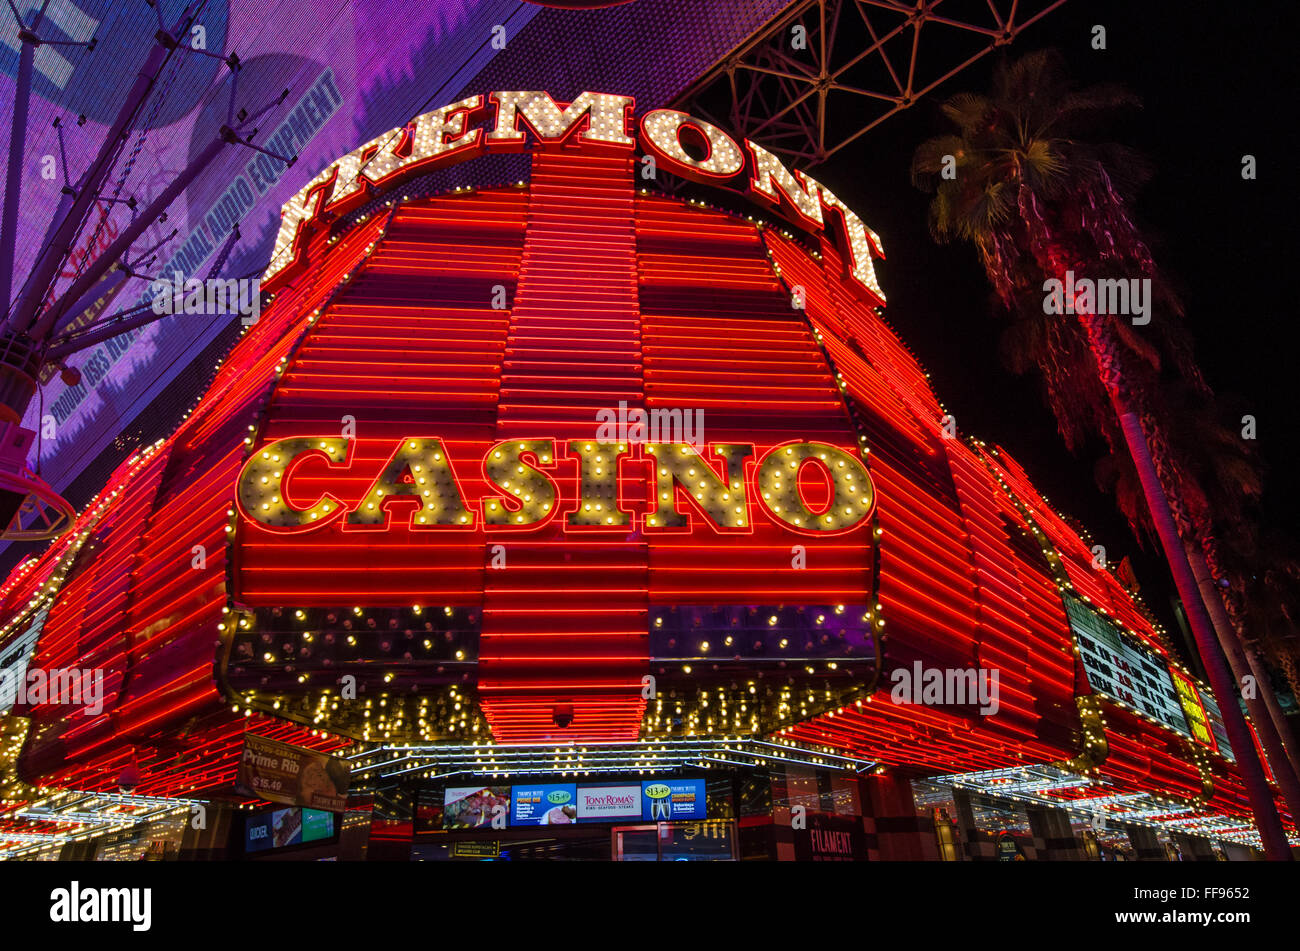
[261,91,886,304]
[237,438,874,536]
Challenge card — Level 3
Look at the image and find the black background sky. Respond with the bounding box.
[810,0,1298,659]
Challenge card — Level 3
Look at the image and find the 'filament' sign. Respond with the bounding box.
[237,439,874,537]
[261,91,886,305]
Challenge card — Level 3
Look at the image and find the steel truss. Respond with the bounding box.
[675,0,1069,165]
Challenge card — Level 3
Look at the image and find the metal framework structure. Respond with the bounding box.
[675,0,1069,165]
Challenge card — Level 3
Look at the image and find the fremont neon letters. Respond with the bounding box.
[237,438,874,536]
[261,90,886,305]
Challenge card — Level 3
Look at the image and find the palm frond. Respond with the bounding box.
[939,92,993,135]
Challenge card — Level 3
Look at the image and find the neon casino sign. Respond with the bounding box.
[261,90,886,305]
[236,438,874,537]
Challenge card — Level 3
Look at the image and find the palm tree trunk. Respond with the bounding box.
[1197,537,1300,774]
[1079,310,1293,859]
[1183,536,1300,821]
[1245,647,1300,767]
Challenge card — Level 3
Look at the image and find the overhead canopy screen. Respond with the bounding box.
[2,0,538,494]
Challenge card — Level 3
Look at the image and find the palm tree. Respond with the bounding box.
[1216,524,1300,699]
[1096,380,1300,797]
[911,49,1293,857]
[1239,551,1300,693]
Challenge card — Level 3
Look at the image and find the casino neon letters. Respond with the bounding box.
[236,438,874,536]
[261,91,886,306]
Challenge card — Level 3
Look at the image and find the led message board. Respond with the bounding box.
[1066,595,1190,735]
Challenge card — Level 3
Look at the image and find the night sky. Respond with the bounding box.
[816,0,1298,653]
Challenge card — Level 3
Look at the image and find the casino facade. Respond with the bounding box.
[0,91,1288,861]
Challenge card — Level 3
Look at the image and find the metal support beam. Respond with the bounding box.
[675,0,1069,167]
